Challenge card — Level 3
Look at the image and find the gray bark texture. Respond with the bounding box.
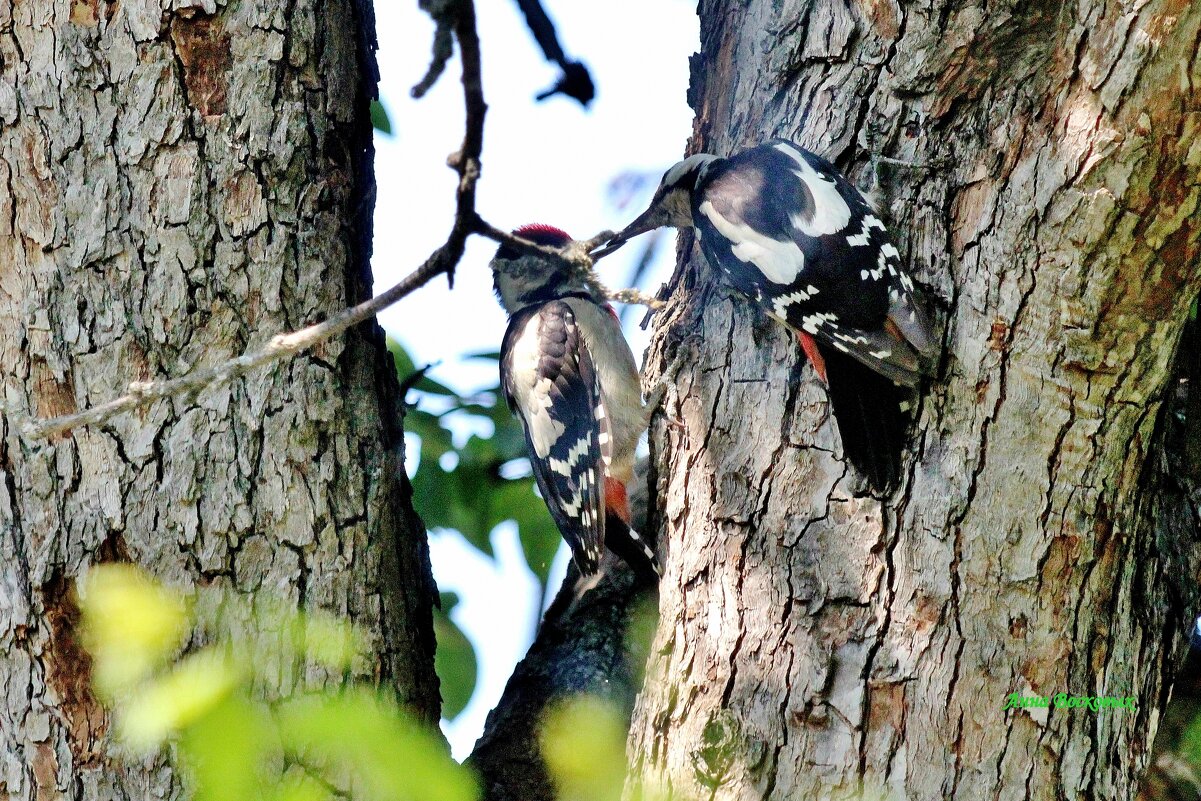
[629,1,1201,800]
[0,2,438,800]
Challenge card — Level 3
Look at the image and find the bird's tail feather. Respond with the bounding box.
[822,347,912,492]
[604,510,661,585]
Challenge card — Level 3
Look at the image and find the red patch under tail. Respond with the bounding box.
[605,478,630,523]
[797,331,828,384]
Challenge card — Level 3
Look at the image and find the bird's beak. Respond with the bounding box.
[590,206,662,261]
[589,237,627,261]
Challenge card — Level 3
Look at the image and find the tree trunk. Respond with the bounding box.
[630,2,1201,799]
[0,2,438,799]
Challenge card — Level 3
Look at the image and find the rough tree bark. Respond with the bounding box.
[0,2,438,800]
[626,2,1201,800]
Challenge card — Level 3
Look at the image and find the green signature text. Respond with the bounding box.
[1003,693,1137,712]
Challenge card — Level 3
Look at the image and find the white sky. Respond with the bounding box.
[372,1,698,759]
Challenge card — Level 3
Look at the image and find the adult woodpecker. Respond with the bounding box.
[594,139,936,490]
[492,224,660,582]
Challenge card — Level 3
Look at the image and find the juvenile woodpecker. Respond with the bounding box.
[493,224,659,581]
[594,139,937,490]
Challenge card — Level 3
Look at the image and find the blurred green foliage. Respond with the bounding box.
[79,566,657,801]
[433,591,477,722]
[79,564,479,801]
[540,696,631,801]
[391,339,566,720]
[1180,714,1201,772]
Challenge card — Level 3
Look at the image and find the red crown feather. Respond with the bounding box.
[513,223,573,247]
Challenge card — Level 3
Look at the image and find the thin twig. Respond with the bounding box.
[472,217,613,268]
[22,251,457,440]
[510,0,595,106]
[440,0,487,289]
[398,362,439,400]
[411,0,456,98]
[607,288,665,310]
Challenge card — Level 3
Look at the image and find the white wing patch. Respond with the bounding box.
[800,310,840,335]
[549,434,593,477]
[771,285,818,319]
[698,199,806,285]
[846,214,887,247]
[773,142,853,237]
[508,315,566,457]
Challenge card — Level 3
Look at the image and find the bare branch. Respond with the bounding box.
[607,288,665,310]
[20,0,491,442]
[411,0,457,98]
[510,0,595,106]
[14,0,653,443]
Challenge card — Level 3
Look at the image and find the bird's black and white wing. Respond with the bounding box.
[693,139,935,387]
[500,301,610,576]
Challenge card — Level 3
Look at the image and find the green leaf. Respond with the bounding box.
[450,401,524,465]
[406,408,456,464]
[410,462,498,558]
[1182,712,1201,766]
[410,464,462,533]
[438,591,461,612]
[387,338,456,397]
[267,772,336,801]
[433,606,478,720]
[450,462,504,554]
[297,612,362,672]
[453,431,501,471]
[79,565,484,801]
[479,401,529,462]
[277,689,480,801]
[370,99,393,135]
[178,694,272,801]
[540,696,629,801]
[119,649,242,752]
[78,565,190,699]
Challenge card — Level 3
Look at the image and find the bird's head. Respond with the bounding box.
[592,153,717,259]
[491,224,604,312]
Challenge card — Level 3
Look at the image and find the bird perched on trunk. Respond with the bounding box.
[593,139,936,490]
[492,224,660,582]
